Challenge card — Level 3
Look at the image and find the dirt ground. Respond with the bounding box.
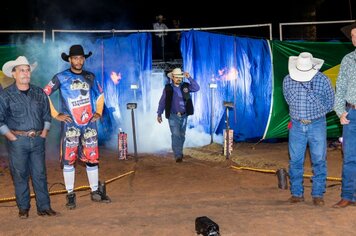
[0,141,354,236]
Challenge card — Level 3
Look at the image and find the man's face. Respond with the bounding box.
[12,65,31,85]
[172,75,183,85]
[351,28,356,47]
[69,55,85,71]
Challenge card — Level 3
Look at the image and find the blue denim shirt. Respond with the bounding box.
[0,83,51,134]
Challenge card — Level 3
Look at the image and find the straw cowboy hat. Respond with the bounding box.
[167,68,184,79]
[61,44,92,62]
[2,56,37,78]
[288,52,324,82]
[340,21,356,40]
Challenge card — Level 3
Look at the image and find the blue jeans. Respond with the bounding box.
[341,108,356,201]
[288,117,327,198]
[168,113,187,159]
[7,136,51,211]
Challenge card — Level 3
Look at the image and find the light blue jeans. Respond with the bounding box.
[288,117,327,198]
[168,113,187,159]
[341,108,356,201]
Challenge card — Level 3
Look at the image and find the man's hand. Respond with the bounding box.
[5,131,17,141]
[91,113,101,122]
[340,112,350,125]
[157,116,163,124]
[40,129,49,138]
[55,113,73,123]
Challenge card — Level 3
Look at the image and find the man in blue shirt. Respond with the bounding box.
[0,56,57,218]
[157,68,200,162]
[283,52,334,206]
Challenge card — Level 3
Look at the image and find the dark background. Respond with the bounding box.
[0,0,355,40]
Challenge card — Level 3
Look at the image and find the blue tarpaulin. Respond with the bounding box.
[180,30,272,141]
[85,33,152,142]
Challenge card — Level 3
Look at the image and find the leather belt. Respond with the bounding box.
[176,112,186,117]
[299,119,312,125]
[346,102,356,109]
[12,130,42,137]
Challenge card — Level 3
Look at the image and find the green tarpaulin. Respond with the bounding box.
[263,41,355,140]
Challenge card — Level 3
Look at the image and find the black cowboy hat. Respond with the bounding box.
[61,44,92,62]
[340,21,356,40]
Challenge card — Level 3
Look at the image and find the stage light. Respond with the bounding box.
[209,82,217,144]
[130,84,139,90]
[127,102,138,161]
[130,84,139,102]
[223,101,234,159]
[209,82,217,89]
[126,103,137,110]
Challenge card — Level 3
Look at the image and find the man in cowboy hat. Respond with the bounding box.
[283,52,334,206]
[333,22,356,208]
[153,14,168,59]
[157,68,200,162]
[0,56,57,218]
[43,44,110,210]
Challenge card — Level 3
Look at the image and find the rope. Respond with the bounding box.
[231,165,342,181]
[0,170,135,203]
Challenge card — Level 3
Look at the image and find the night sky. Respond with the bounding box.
[0,0,355,40]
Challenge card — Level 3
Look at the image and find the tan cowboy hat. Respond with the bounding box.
[288,52,324,82]
[167,68,184,79]
[2,56,37,78]
[340,21,356,40]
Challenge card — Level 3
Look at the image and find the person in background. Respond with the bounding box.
[157,68,200,162]
[153,14,169,60]
[0,56,57,218]
[43,45,111,210]
[283,52,334,206]
[333,21,356,208]
[170,19,182,59]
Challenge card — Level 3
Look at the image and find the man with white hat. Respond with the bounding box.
[283,52,334,206]
[157,68,200,162]
[0,56,57,218]
[333,21,356,208]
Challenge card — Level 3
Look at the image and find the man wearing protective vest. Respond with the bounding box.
[157,68,200,162]
[43,45,111,210]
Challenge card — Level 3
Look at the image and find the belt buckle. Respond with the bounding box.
[300,119,311,125]
[28,130,36,138]
[177,112,182,117]
[347,102,356,109]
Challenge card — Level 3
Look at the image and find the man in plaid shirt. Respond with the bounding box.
[283,52,334,207]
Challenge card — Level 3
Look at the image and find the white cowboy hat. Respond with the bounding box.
[288,52,324,82]
[167,68,184,79]
[2,56,37,77]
